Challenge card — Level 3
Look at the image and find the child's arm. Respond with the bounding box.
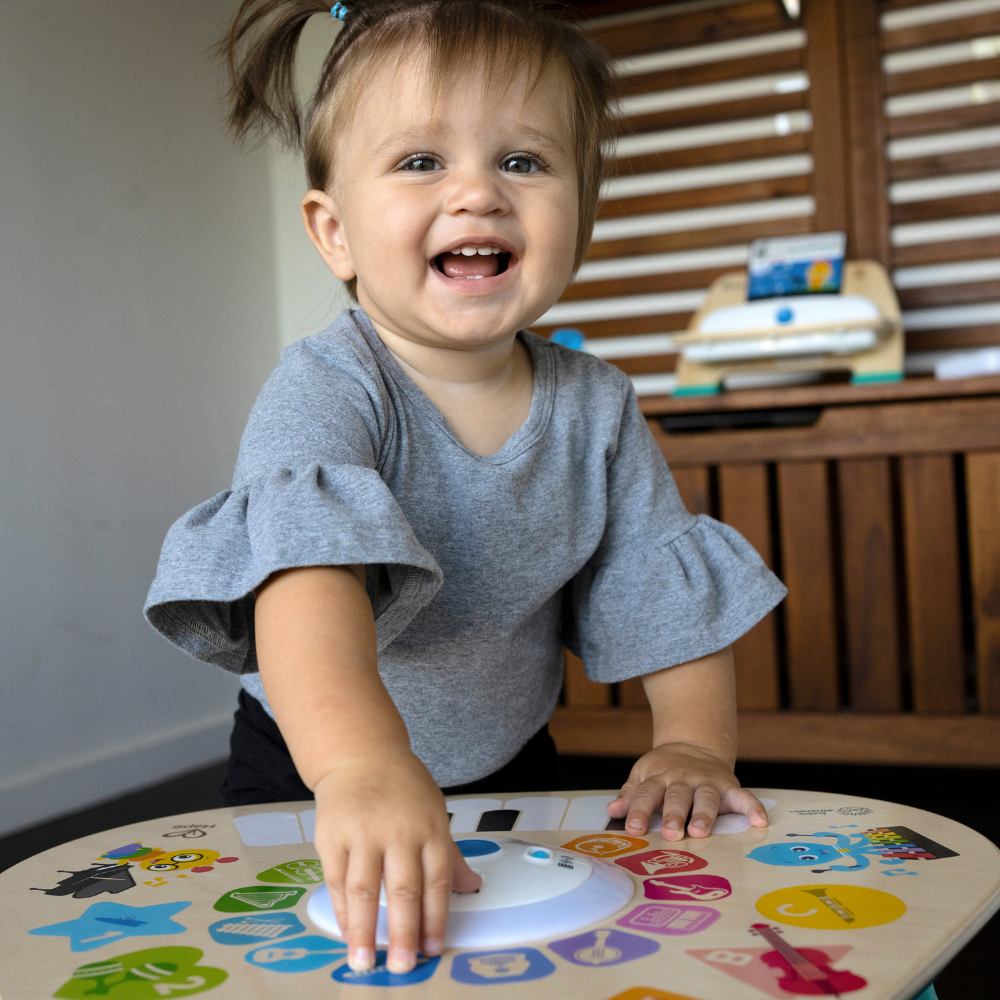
[606,646,769,841]
[254,565,481,975]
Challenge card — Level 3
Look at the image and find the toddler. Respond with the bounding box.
[146,0,785,976]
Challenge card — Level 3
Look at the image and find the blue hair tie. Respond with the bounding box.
[331,2,349,19]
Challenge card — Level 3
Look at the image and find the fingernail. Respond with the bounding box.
[349,948,374,971]
[423,938,442,956]
[666,821,681,831]
[692,820,706,830]
[386,950,414,974]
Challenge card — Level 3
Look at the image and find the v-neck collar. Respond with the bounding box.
[353,310,555,466]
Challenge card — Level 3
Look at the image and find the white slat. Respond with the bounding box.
[612,29,805,78]
[894,257,1000,286]
[886,81,1000,117]
[590,197,815,243]
[902,301,1000,328]
[617,73,808,118]
[892,212,1000,245]
[888,124,1000,159]
[540,290,706,326]
[575,245,749,283]
[608,111,812,159]
[884,35,1000,74]
[882,0,1000,31]
[601,154,812,201]
[890,168,1000,202]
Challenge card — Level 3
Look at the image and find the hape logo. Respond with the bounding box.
[616,849,708,877]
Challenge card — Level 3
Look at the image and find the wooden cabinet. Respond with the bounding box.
[552,376,1000,766]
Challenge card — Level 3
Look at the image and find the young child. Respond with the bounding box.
[145,0,785,976]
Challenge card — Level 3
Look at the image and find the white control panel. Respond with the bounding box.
[307,836,634,948]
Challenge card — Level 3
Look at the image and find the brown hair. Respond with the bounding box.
[221,0,612,298]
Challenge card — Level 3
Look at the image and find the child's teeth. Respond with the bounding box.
[461,247,476,256]
[477,248,492,255]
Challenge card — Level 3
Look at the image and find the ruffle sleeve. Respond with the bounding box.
[565,377,786,683]
[571,513,786,683]
[144,463,442,673]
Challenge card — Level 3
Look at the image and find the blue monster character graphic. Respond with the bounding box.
[747,826,958,874]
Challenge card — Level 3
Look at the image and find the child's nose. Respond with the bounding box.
[444,168,510,216]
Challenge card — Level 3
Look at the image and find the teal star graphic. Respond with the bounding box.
[30,901,191,951]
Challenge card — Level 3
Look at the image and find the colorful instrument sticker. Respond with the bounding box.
[615,849,708,876]
[561,835,648,858]
[140,851,220,872]
[747,825,957,874]
[53,946,226,999]
[245,936,347,973]
[31,865,138,900]
[604,990,703,1000]
[256,860,324,884]
[451,948,555,984]
[208,912,306,946]
[643,874,732,902]
[30,901,190,952]
[213,886,305,912]
[548,928,659,966]
[332,953,440,986]
[756,883,906,930]
[618,903,720,936]
[690,932,868,999]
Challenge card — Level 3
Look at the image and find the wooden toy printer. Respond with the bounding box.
[671,260,904,396]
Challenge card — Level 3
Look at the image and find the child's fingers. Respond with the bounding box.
[323,847,351,947]
[344,848,383,972]
[420,841,457,957]
[383,850,424,974]
[451,848,484,894]
[660,781,695,841]
[687,784,721,838]
[723,786,770,827]
[607,774,642,818]
[624,775,668,836]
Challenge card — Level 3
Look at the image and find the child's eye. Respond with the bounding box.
[501,155,542,174]
[400,156,441,172]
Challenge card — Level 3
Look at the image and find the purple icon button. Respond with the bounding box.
[547,929,658,967]
[617,903,720,936]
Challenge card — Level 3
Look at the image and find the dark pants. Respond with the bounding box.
[220,689,565,805]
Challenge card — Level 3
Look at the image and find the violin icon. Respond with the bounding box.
[749,923,867,995]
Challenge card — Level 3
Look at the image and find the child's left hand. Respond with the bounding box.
[606,740,769,841]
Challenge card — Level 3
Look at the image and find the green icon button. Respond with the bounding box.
[213,886,306,912]
[256,860,324,885]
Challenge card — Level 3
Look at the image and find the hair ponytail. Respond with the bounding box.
[221,0,334,147]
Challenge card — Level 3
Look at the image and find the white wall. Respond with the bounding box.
[269,15,353,348]
[0,0,286,834]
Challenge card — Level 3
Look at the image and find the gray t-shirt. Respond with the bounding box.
[145,309,785,787]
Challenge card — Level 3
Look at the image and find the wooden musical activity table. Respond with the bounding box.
[1,788,997,999]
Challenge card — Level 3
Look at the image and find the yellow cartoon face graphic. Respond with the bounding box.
[139,849,220,871]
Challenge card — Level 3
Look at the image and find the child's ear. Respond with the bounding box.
[301,189,356,282]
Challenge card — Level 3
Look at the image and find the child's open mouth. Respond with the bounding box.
[434,245,513,280]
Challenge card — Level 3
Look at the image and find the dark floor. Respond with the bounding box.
[2,758,996,998]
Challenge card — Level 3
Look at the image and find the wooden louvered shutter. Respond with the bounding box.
[880,0,1000,362]
[534,1,823,392]
[537,0,1000,389]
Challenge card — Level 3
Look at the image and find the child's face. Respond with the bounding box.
[307,50,580,349]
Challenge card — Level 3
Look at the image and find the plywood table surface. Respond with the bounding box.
[1,788,997,1000]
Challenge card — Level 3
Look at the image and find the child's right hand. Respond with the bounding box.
[313,748,482,975]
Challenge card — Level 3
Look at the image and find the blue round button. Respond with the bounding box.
[776,307,795,324]
[550,328,585,350]
[456,839,501,857]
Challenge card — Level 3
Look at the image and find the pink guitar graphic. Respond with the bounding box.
[749,923,867,996]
